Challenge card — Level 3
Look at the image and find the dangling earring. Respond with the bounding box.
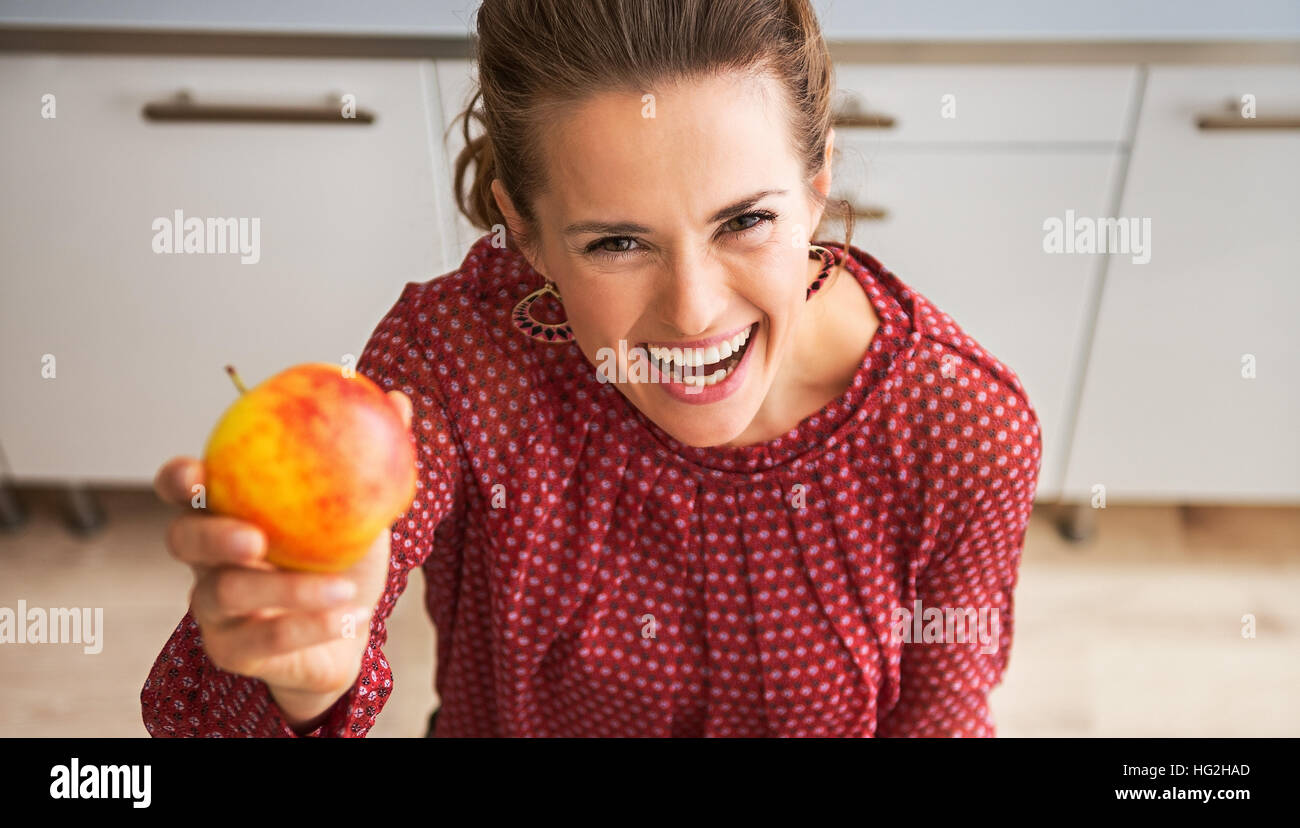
[512,280,575,343]
[807,244,839,300]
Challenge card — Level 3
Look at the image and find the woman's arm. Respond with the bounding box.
[141,284,462,737]
[875,336,1042,738]
[875,490,1031,737]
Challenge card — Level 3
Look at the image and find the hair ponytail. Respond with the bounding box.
[451,89,507,234]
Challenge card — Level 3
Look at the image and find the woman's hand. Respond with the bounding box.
[154,390,413,732]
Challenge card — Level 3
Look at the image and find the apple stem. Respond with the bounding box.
[225,365,249,395]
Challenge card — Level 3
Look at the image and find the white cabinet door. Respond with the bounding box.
[824,145,1126,503]
[0,54,446,483]
[1063,67,1300,502]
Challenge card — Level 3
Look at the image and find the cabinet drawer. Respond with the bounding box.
[0,54,444,483]
[831,65,1139,144]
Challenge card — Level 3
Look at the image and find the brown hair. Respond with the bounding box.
[451,0,854,255]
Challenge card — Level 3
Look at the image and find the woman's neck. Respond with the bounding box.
[727,255,881,445]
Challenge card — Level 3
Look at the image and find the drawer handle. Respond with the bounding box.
[142,91,375,124]
[824,201,889,222]
[847,203,889,221]
[1196,101,1300,130]
[831,96,896,129]
[1197,114,1300,130]
[832,110,896,129]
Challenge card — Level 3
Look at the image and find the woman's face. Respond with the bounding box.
[494,71,834,447]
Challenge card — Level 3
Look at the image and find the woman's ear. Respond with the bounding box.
[490,179,544,274]
[807,128,836,235]
[489,178,518,231]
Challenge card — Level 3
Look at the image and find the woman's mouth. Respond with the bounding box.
[644,322,758,388]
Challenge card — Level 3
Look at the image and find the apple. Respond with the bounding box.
[202,363,417,573]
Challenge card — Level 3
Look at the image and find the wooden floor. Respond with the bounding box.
[0,489,1296,737]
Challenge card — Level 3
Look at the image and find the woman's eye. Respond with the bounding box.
[725,214,761,232]
[584,210,777,259]
[724,210,777,234]
[588,237,637,255]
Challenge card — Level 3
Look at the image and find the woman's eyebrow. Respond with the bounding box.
[563,188,788,237]
[706,189,787,223]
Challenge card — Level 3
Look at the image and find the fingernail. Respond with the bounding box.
[324,581,357,602]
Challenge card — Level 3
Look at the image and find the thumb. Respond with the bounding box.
[387,390,413,430]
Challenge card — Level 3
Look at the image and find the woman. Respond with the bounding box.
[143,0,1042,737]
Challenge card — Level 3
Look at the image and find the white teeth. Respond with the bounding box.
[656,326,754,369]
[680,367,731,387]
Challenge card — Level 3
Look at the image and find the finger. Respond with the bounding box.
[341,525,397,597]
[154,456,205,508]
[223,605,374,661]
[194,567,358,620]
[166,513,268,568]
[387,390,412,430]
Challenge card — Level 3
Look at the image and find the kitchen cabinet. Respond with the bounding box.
[4,53,1297,508]
[1062,66,1300,501]
[0,53,448,483]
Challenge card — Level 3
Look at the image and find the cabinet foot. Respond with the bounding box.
[1055,503,1097,543]
[0,480,26,532]
[61,485,105,536]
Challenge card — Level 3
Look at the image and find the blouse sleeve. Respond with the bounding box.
[875,340,1041,738]
[875,492,1030,737]
[141,283,462,737]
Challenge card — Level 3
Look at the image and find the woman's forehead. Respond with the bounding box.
[535,74,801,224]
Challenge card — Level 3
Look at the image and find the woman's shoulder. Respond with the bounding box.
[851,252,1043,519]
[849,248,1036,415]
[397,234,534,327]
[370,234,584,418]
[382,233,567,370]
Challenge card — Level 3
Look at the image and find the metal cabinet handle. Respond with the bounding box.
[847,204,889,219]
[142,91,375,124]
[846,203,890,221]
[832,111,896,129]
[832,95,896,129]
[1196,101,1300,130]
[822,202,890,229]
[1197,114,1300,130]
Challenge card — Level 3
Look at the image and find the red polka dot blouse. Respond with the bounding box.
[142,233,1043,737]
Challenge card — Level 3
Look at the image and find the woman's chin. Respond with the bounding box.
[637,395,754,447]
[685,425,748,447]
[660,422,748,448]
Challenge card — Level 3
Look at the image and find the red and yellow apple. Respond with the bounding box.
[202,362,417,573]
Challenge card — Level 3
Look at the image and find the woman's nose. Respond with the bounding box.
[656,252,729,338]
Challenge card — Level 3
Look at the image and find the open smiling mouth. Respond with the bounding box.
[643,322,759,388]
